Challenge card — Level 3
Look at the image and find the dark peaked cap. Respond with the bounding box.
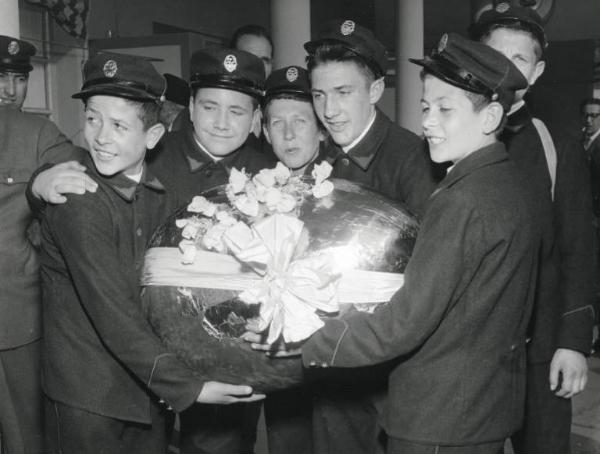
[164,73,190,107]
[264,66,311,103]
[72,52,166,103]
[189,47,265,99]
[469,2,548,50]
[304,19,387,78]
[0,35,36,73]
[410,32,528,111]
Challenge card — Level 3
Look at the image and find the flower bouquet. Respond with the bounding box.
[141,162,419,392]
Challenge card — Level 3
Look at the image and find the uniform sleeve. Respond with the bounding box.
[553,133,596,354]
[302,190,481,367]
[45,193,203,411]
[36,117,85,164]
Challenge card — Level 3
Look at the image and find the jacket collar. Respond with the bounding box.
[324,108,390,171]
[432,142,508,199]
[85,153,165,202]
[180,124,246,172]
[504,103,532,135]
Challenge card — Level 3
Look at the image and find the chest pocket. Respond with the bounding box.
[0,168,33,187]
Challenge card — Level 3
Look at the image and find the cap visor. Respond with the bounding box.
[72,84,158,102]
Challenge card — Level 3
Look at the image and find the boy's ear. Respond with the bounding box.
[263,122,272,145]
[369,77,385,104]
[482,102,504,134]
[250,108,261,135]
[529,60,546,87]
[145,122,166,150]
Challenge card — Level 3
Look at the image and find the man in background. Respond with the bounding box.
[0,34,80,454]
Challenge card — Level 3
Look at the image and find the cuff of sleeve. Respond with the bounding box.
[557,305,595,356]
[301,318,349,368]
[26,162,54,219]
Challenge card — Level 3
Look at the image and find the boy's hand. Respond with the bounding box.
[196,381,265,404]
[549,348,588,398]
[32,161,97,203]
[241,332,302,358]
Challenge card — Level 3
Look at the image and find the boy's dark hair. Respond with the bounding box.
[306,42,378,85]
[191,88,259,111]
[263,93,327,134]
[83,97,161,131]
[479,23,544,62]
[230,24,273,51]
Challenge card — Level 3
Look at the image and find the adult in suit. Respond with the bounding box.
[0,35,80,454]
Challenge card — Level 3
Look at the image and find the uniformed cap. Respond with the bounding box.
[304,19,387,78]
[164,73,190,106]
[189,47,265,98]
[72,52,166,103]
[0,35,36,73]
[469,2,548,50]
[410,32,528,111]
[264,66,311,104]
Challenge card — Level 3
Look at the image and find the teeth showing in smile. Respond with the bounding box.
[427,137,444,145]
[95,150,115,160]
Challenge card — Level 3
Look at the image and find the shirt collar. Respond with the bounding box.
[585,128,600,150]
[326,109,390,171]
[342,109,377,153]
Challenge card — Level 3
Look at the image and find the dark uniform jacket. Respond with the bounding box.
[502,106,595,361]
[320,109,437,217]
[587,133,600,216]
[302,143,540,444]
[40,155,202,423]
[148,123,277,204]
[0,109,79,349]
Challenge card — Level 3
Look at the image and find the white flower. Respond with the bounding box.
[179,239,197,264]
[273,162,291,185]
[233,194,260,217]
[253,169,276,188]
[180,218,203,240]
[229,167,248,194]
[203,224,228,253]
[311,161,333,184]
[215,210,237,226]
[187,196,217,217]
[264,187,283,211]
[175,218,192,229]
[276,193,297,213]
[312,180,334,198]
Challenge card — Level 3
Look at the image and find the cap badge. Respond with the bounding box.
[286,67,299,82]
[224,54,238,73]
[340,20,355,36]
[496,2,510,13]
[438,34,448,53]
[7,41,19,56]
[103,60,118,78]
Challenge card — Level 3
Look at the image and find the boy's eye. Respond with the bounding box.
[85,114,98,124]
[202,104,215,111]
[312,93,323,101]
[114,122,127,131]
[230,109,244,116]
[270,119,282,129]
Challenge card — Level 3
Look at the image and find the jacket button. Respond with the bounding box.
[136,227,142,237]
[321,362,329,368]
[510,343,517,351]
[205,170,212,178]
[6,177,13,183]
[341,158,350,166]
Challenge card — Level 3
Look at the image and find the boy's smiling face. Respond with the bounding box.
[84,95,163,178]
[189,87,258,157]
[421,75,497,164]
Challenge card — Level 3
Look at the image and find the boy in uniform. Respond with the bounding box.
[301,32,538,454]
[302,20,438,453]
[471,6,595,453]
[40,52,263,454]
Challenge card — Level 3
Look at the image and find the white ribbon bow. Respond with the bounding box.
[223,213,340,344]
